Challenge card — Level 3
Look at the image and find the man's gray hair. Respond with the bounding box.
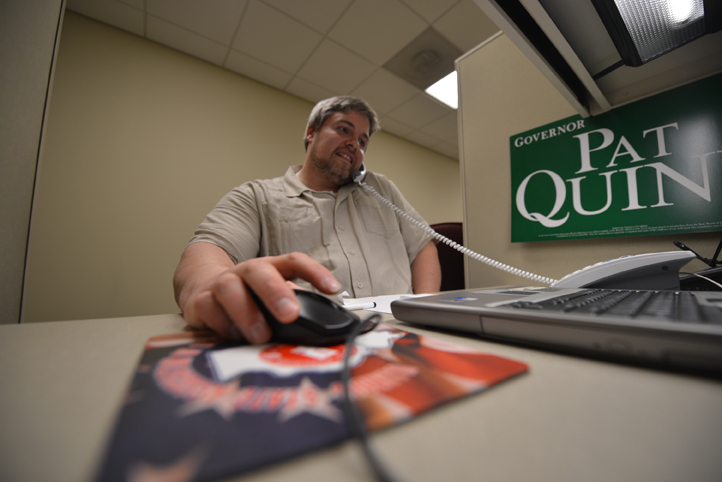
[304,96,380,150]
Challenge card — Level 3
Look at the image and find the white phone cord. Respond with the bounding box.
[359,182,558,286]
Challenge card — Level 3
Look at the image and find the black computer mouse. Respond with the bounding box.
[249,288,363,346]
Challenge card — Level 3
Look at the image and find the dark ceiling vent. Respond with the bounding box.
[383,27,462,90]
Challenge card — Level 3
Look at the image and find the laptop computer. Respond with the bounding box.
[390,287,722,374]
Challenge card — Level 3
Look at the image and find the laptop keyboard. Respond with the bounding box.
[506,289,722,324]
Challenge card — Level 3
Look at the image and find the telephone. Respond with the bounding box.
[354,164,714,290]
[550,251,697,290]
[352,163,367,183]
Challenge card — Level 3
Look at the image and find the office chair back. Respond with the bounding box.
[430,222,465,291]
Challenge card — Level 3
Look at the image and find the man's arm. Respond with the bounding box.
[410,241,441,293]
[173,242,341,344]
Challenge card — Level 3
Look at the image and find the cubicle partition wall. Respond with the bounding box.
[456,33,721,290]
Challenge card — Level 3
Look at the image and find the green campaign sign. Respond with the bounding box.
[510,73,722,242]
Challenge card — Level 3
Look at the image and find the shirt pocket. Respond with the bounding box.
[264,200,324,255]
[355,199,397,239]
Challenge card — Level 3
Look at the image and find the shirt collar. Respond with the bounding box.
[282,165,359,199]
[282,165,309,197]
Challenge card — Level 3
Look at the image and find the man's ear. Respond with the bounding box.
[305,125,316,146]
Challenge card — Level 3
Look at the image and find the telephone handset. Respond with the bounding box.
[352,163,367,183]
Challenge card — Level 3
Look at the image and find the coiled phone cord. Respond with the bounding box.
[358,181,558,286]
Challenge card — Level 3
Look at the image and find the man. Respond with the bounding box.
[174,96,441,344]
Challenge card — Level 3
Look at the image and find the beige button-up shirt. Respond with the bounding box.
[190,166,433,297]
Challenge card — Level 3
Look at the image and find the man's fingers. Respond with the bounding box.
[234,258,303,324]
[184,253,343,344]
[189,290,235,339]
[236,253,341,325]
[212,270,271,344]
[267,253,342,294]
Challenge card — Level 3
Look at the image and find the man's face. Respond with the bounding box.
[305,110,371,188]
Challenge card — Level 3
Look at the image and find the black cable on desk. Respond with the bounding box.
[341,314,404,482]
[711,237,722,267]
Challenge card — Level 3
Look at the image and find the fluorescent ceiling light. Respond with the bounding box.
[591,0,720,66]
[669,0,698,23]
[425,71,458,109]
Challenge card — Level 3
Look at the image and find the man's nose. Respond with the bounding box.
[346,136,363,151]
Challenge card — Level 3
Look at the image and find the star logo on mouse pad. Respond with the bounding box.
[95,326,528,482]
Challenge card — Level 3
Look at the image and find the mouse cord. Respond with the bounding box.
[341,314,404,482]
[357,181,557,286]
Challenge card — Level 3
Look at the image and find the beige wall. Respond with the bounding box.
[23,12,462,323]
[0,0,64,324]
[458,34,719,289]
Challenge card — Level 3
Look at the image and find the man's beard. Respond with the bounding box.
[310,155,353,187]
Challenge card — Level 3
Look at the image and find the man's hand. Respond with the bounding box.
[173,243,341,344]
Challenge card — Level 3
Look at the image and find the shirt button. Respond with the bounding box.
[349,249,355,255]
[338,224,345,230]
[357,282,363,289]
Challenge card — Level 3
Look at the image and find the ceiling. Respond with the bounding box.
[475,0,722,116]
[65,0,504,160]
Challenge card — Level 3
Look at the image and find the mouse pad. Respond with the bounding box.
[95,325,528,482]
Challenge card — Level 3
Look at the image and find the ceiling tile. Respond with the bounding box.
[351,69,420,115]
[284,77,337,105]
[377,116,415,138]
[401,0,459,23]
[66,0,145,36]
[383,27,462,90]
[405,129,444,149]
[432,141,459,159]
[225,50,293,91]
[295,40,377,93]
[433,0,500,53]
[147,17,228,65]
[262,0,352,33]
[387,94,452,129]
[328,0,428,65]
[233,0,323,74]
[146,0,248,45]
[418,112,458,142]
[117,0,144,9]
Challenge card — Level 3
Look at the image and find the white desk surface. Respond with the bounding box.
[1,312,721,482]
